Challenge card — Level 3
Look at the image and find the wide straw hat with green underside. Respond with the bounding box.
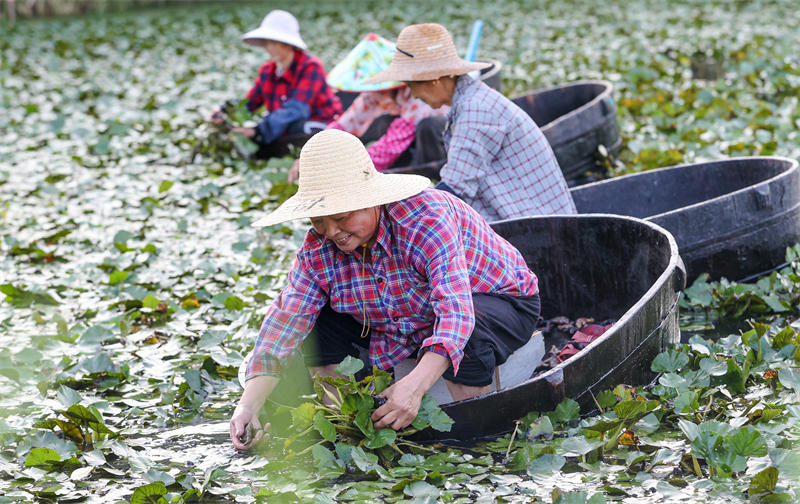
[327,33,404,92]
[364,23,490,83]
[252,130,431,227]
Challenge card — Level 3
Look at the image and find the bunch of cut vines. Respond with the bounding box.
[277,356,454,470]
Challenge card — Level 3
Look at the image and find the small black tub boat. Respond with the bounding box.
[414,214,684,441]
[511,80,621,186]
[570,156,800,282]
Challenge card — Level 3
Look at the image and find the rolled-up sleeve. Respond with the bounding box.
[245,257,327,380]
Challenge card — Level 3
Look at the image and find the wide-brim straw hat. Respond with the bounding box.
[242,10,307,50]
[364,23,490,83]
[327,33,404,92]
[252,130,430,227]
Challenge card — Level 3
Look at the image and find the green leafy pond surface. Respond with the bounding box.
[2,1,800,502]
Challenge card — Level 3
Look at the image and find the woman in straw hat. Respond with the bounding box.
[230,129,541,449]
[287,32,448,183]
[365,23,576,221]
[207,10,341,159]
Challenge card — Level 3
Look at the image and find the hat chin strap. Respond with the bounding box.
[358,242,370,339]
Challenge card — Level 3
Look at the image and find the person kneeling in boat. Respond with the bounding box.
[207,10,342,160]
[287,32,448,183]
[365,23,576,221]
[230,129,540,450]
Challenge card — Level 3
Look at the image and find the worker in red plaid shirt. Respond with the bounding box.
[230,129,541,450]
[208,10,341,159]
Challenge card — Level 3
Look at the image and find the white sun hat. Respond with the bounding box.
[252,129,431,227]
[241,10,307,50]
[364,23,490,83]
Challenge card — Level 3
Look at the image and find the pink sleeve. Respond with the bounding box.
[367,116,416,171]
[327,120,346,131]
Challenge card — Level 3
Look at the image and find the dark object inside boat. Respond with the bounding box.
[571,156,800,282]
[537,316,616,373]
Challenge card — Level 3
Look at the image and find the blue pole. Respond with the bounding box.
[465,20,483,62]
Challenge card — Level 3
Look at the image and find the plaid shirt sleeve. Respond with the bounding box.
[245,62,272,112]
[367,116,416,171]
[444,109,505,200]
[286,59,328,109]
[245,254,327,380]
[408,213,475,375]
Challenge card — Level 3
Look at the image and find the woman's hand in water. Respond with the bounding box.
[232,127,256,139]
[230,403,268,450]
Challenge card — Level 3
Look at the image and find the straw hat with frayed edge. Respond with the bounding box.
[241,10,307,50]
[327,33,404,92]
[364,23,490,83]
[252,130,431,227]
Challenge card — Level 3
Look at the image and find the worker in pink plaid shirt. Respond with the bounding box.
[230,130,541,450]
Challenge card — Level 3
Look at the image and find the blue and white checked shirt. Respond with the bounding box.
[441,76,576,221]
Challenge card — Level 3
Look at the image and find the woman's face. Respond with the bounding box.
[406,79,454,108]
[262,40,295,64]
[310,207,380,253]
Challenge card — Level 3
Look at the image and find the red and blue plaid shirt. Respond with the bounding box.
[246,49,341,123]
[246,189,539,381]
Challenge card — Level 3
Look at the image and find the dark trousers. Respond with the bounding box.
[301,293,541,387]
[357,114,448,169]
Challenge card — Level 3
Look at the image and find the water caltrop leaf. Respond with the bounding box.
[108,270,129,285]
[0,283,59,307]
[130,481,168,504]
[158,180,174,193]
[354,409,374,437]
[350,446,379,473]
[311,444,338,469]
[25,447,61,467]
[559,435,604,456]
[614,399,659,420]
[749,466,779,496]
[595,389,617,409]
[224,295,245,310]
[340,392,373,416]
[335,355,364,378]
[527,453,566,474]
[364,427,396,449]
[651,349,690,373]
[404,480,440,498]
[55,419,88,448]
[291,402,316,430]
[313,411,336,442]
[142,295,160,309]
[728,425,767,457]
[551,398,580,424]
[113,230,132,244]
[778,368,800,392]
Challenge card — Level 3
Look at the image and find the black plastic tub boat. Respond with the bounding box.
[413,214,684,442]
[511,80,621,186]
[571,156,800,282]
